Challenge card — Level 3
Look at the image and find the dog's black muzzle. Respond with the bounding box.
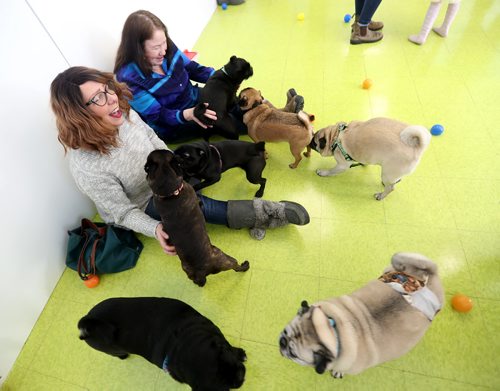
[309,136,318,151]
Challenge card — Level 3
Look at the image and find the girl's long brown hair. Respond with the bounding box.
[50,66,132,154]
[114,10,175,76]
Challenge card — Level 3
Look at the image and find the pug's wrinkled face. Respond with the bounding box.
[238,87,264,111]
[144,149,183,194]
[174,143,209,175]
[309,129,333,157]
[279,301,333,374]
[225,55,254,82]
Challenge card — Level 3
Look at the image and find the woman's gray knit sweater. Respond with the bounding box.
[68,110,168,238]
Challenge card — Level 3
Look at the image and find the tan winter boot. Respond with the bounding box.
[227,199,310,240]
[350,24,383,45]
[352,15,384,32]
[368,20,384,31]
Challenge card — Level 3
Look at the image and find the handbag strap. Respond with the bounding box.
[81,218,107,237]
[76,230,100,280]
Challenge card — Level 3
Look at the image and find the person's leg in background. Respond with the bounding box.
[351,0,384,45]
[433,1,460,37]
[216,0,245,5]
[408,1,442,45]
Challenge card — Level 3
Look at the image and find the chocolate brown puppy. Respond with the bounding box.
[238,87,314,168]
[145,149,249,286]
[174,140,267,198]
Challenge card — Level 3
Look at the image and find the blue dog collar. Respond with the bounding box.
[162,355,170,374]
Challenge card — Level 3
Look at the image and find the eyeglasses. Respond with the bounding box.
[85,81,117,107]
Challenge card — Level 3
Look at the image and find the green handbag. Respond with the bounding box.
[66,218,143,279]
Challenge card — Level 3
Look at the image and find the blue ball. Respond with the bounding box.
[221,2,227,10]
[430,124,444,136]
[344,14,352,23]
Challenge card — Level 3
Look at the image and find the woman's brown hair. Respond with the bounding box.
[50,66,132,154]
[114,10,175,75]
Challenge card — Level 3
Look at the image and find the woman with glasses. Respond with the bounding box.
[114,10,304,143]
[50,66,310,253]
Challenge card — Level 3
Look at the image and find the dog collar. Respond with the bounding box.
[162,355,170,374]
[153,181,184,199]
[328,316,341,356]
[330,122,355,162]
[220,66,241,88]
[209,144,223,173]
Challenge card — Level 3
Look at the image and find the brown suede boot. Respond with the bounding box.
[352,15,384,31]
[368,20,384,31]
[350,24,383,45]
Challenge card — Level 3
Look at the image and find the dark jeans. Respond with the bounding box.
[145,194,228,226]
[355,0,382,25]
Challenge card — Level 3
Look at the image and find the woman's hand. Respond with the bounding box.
[155,223,177,255]
[183,104,217,129]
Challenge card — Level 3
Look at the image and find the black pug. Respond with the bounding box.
[145,149,249,287]
[174,140,267,198]
[78,297,247,390]
[194,55,253,140]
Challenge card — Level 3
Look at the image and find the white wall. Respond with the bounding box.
[0,0,215,384]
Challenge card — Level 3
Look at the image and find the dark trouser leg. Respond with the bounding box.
[358,0,382,25]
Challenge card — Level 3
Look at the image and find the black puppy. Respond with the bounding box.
[195,55,253,140]
[145,149,249,286]
[78,297,247,390]
[175,140,267,198]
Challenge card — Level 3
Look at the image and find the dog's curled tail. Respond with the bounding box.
[78,316,116,341]
[297,111,314,138]
[391,252,438,276]
[400,125,431,150]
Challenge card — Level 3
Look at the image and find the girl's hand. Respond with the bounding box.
[155,223,177,255]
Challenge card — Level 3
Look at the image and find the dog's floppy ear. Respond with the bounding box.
[215,343,246,389]
[238,95,248,107]
[313,351,330,374]
[144,160,157,176]
[297,300,310,316]
[78,316,117,342]
[230,55,237,62]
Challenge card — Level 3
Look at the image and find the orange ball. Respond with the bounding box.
[451,294,473,313]
[83,274,100,288]
[362,79,373,89]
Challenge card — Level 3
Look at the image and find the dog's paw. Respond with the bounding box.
[374,192,385,201]
[193,102,215,126]
[332,371,344,379]
[316,169,330,177]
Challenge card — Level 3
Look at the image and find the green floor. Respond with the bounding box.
[4,0,500,390]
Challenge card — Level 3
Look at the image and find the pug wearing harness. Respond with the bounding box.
[279,252,443,378]
[310,118,431,199]
[145,149,249,286]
